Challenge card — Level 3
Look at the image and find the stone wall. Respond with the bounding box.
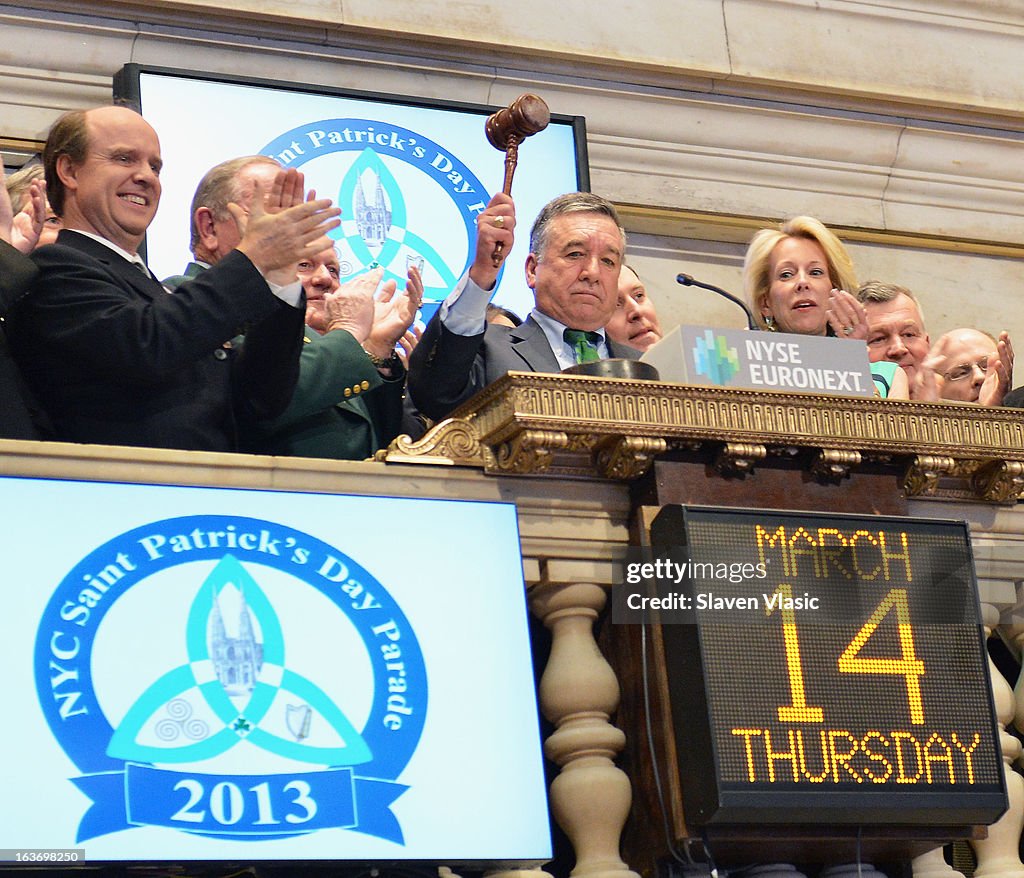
[2,0,1023,343]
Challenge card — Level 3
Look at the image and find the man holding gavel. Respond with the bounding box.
[407,190,640,421]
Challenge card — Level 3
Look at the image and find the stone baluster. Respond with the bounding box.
[972,604,1024,878]
[820,865,887,878]
[911,847,965,878]
[1005,616,1024,751]
[530,571,640,878]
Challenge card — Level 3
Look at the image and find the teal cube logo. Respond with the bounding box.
[692,330,740,385]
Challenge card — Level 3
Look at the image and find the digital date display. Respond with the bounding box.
[651,505,1007,827]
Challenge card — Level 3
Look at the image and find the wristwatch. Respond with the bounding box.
[364,348,401,372]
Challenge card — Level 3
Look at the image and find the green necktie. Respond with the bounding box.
[564,329,602,364]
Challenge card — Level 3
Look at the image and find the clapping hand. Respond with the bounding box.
[233,169,340,285]
[364,265,424,363]
[316,268,383,342]
[978,331,1014,407]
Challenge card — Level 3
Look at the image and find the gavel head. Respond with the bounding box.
[485,93,551,151]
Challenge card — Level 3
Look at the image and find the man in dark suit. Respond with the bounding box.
[164,155,420,459]
[0,163,46,439]
[7,106,339,451]
[408,191,638,422]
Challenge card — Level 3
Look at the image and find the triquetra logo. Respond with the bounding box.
[35,515,426,845]
[262,120,500,305]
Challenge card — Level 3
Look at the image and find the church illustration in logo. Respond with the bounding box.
[106,554,372,767]
[354,170,392,249]
[34,515,426,846]
[209,584,263,696]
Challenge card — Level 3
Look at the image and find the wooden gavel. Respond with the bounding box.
[485,93,550,266]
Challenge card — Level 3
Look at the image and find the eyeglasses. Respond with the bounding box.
[944,356,989,382]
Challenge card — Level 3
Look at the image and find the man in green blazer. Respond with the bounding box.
[166,156,420,459]
[246,246,420,459]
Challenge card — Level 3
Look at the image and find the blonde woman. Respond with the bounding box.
[742,215,907,398]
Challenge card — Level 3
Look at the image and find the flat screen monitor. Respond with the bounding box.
[0,476,551,867]
[114,64,589,324]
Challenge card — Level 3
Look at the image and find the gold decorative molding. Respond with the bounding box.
[594,436,668,481]
[973,460,1024,504]
[810,448,862,483]
[384,373,1024,501]
[616,204,1024,259]
[903,455,958,497]
[0,137,44,166]
[495,429,569,475]
[379,417,487,468]
[714,442,767,477]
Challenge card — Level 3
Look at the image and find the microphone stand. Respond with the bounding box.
[676,273,758,331]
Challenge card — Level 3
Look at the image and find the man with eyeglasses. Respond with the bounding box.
[926,328,1014,406]
[243,245,421,459]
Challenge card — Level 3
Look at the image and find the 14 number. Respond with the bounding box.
[766,585,925,724]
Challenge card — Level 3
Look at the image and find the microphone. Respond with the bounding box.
[676,273,757,331]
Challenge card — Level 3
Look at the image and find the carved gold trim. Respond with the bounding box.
[616,204,1024,259]
[494,429,569,475]
[594,436,668,480]
[903,455,958,497]
[0,137,44,166]
[972,460,1024,503]
[810,448,862,483]
[380,417,487,467]
[384,373,1024,500]
[714,442,767,477]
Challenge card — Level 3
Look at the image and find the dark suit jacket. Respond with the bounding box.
[168,261,406,460]
[0,240,43,439]
[408,311,640,421]
[7,230,304,451]
[1005,387,1024,408]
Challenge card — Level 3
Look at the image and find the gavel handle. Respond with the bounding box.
[501,140,520,194]
[491,140,521,268]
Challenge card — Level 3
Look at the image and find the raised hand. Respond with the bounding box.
[10,179,47,253]
[316,268,383,342]
[396,325,422,370]
[914,352,943,402]
[232,169,340,284]
[468,193,515,291]
[825,288,869,341]
[979,331,1014,407]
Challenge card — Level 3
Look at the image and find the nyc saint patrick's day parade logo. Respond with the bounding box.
[36,516,426,845]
